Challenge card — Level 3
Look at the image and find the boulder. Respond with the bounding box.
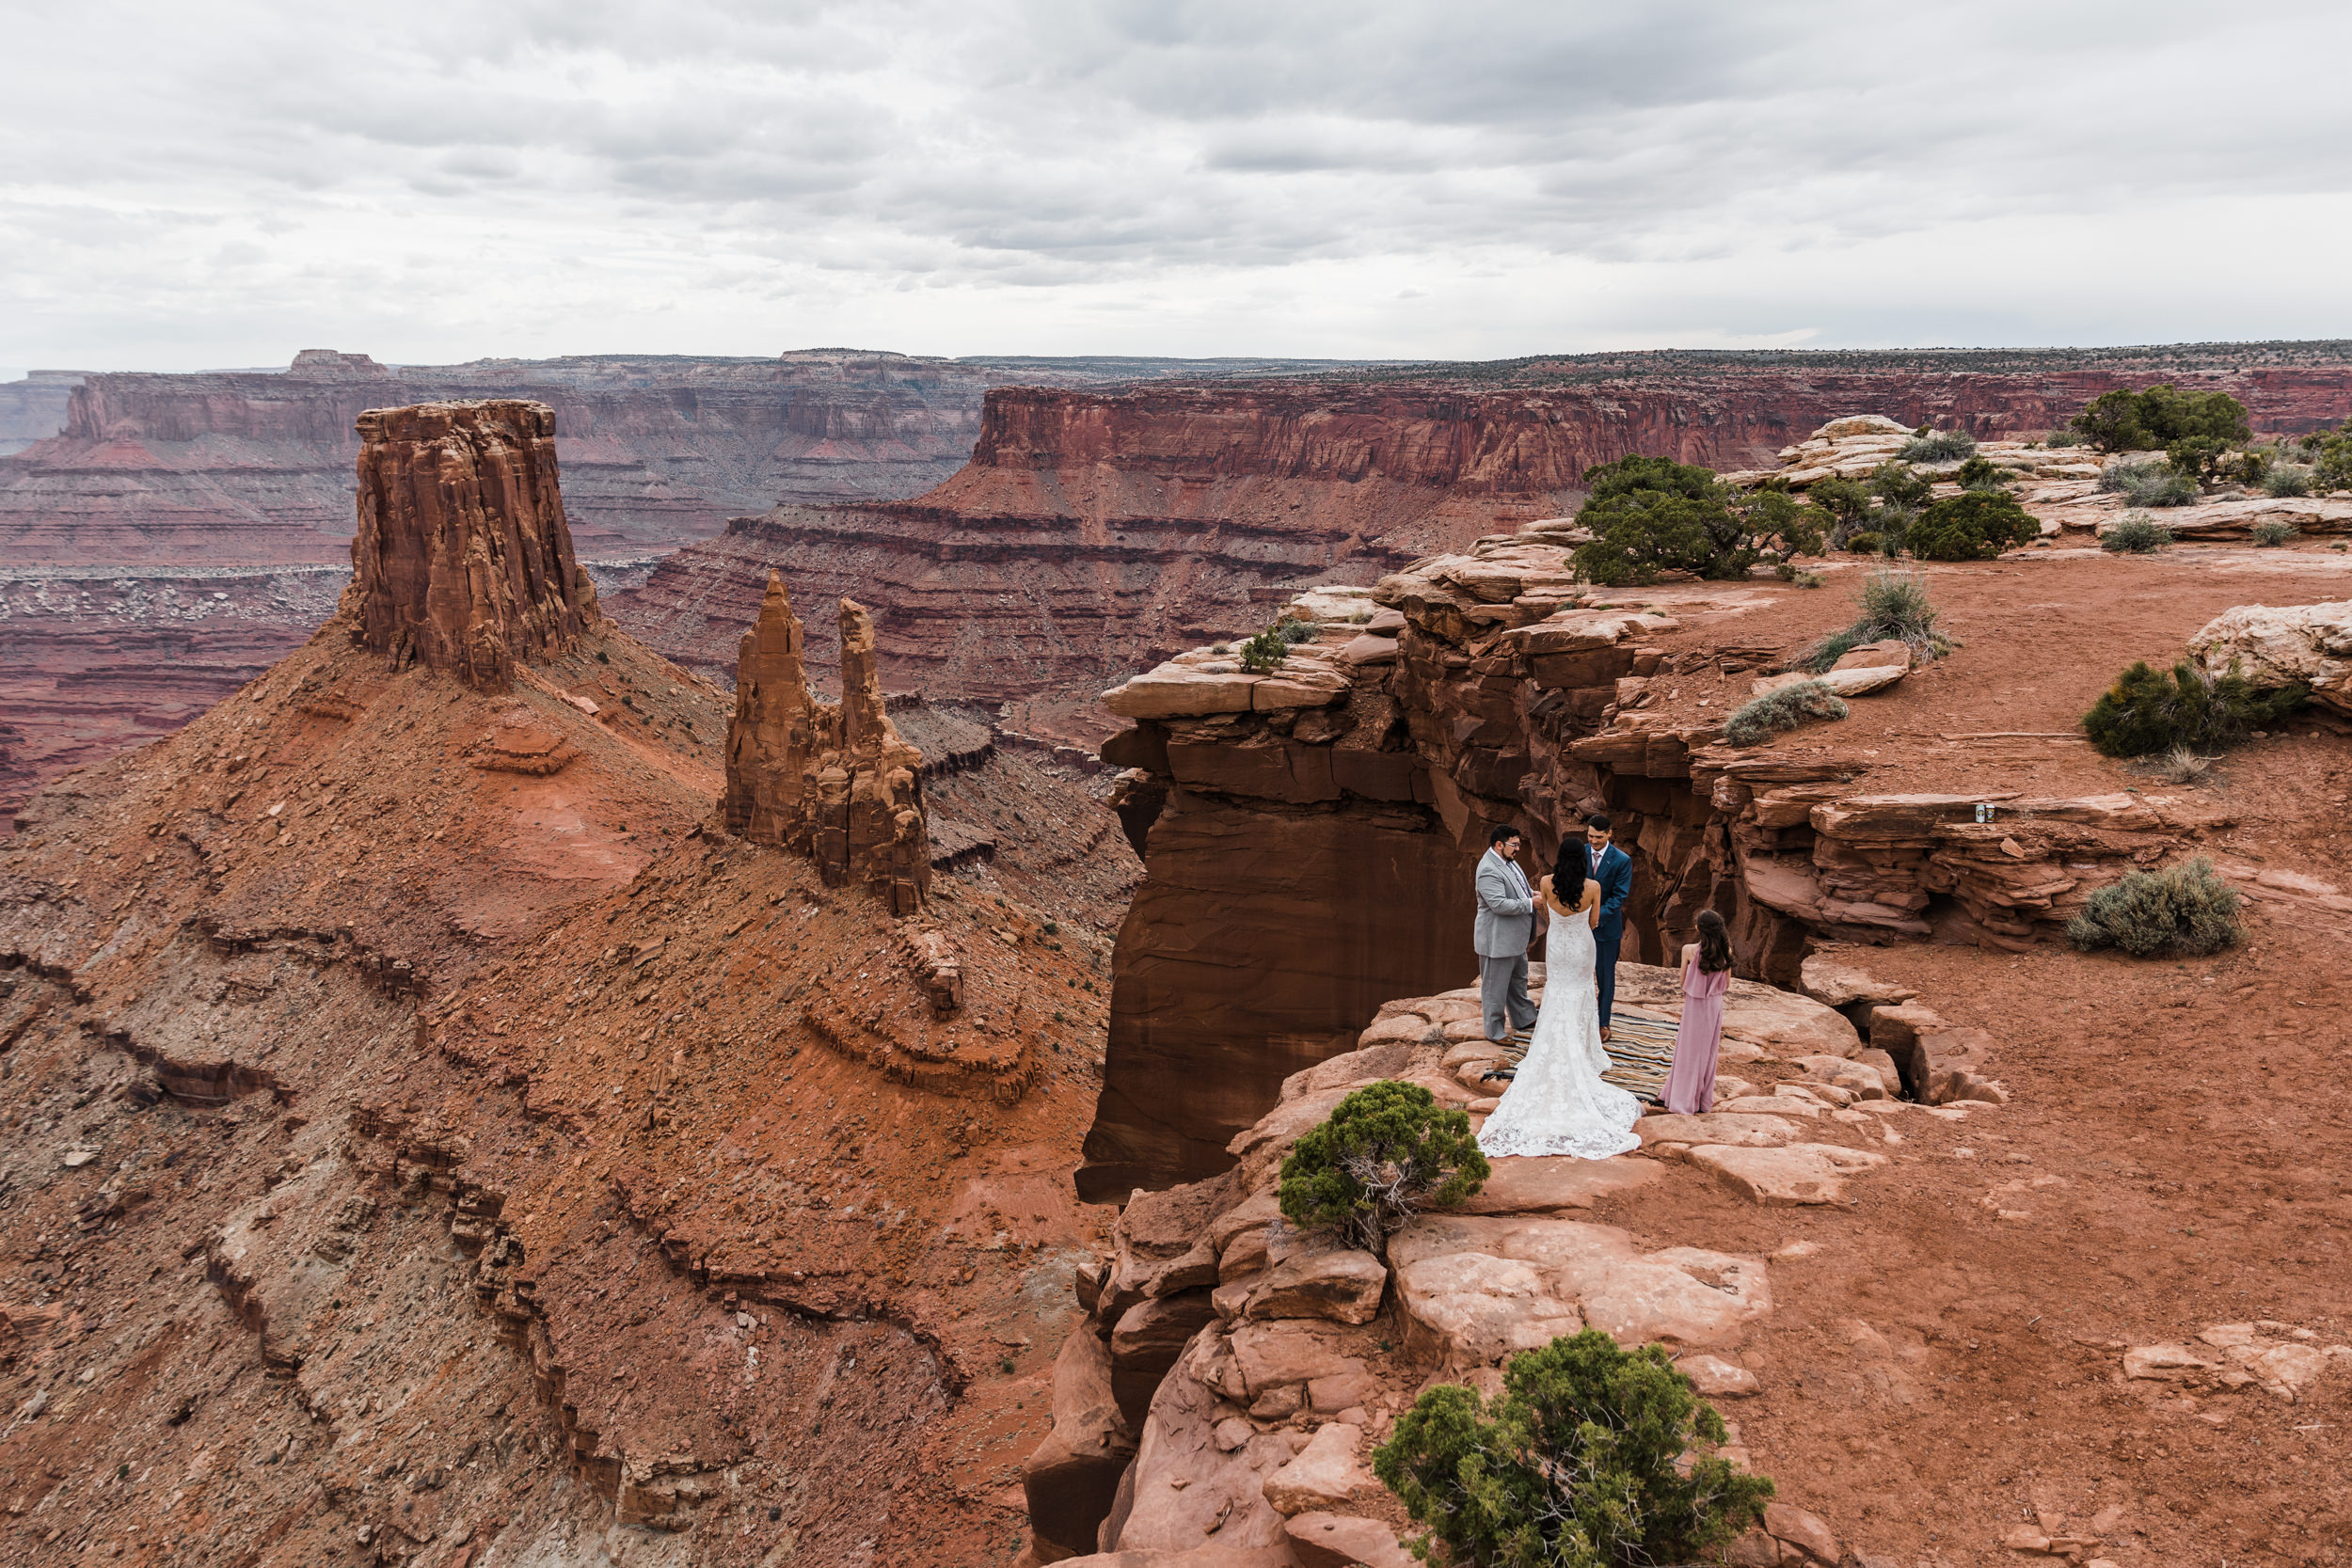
[1765,1502,1842,1565]
[1830,639,1913,673]
[2187,601,2352,713]
[1227,1322,1368,1398]
[1393,1250,1585,1370]
[1261,1422,1375,1516]
[1110,1293,1221,1425]
[1573,1246,1773,1351]
[1868,1002,1946,1101]
[1057,1549,1297,1568]
[1687,1144,1889,1206]
[1750,663,1904,699]
[1677,1354,1760,1397]
[1284,1512,1417,1568]
[1025,1329,1140,1558]
[1455,1155,1665,1213]
[1245,1248,1388,1324]
[1112,1338,1297,1552]
[1637,1113,1802,1149]
[1797,954,1916,1009]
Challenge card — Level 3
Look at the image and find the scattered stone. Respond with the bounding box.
[2122,1344,2211,1380]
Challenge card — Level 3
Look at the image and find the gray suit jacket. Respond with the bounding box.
[1472,847,1537,959]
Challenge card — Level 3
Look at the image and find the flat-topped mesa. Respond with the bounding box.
[344,399,599,688]
[723,573,932,915]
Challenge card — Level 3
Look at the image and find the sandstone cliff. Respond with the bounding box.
[0,398,1140,1560]
[345,400,599,688]
[724,572,932,915]
[1076,527,2326,1195]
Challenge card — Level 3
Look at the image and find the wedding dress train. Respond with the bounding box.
[1474,909,1642,1160]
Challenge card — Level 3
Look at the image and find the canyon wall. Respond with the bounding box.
[613,354,2352,738]
[1078,537,2243,1196]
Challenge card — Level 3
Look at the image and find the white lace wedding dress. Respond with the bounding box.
[1475,903,1642,1160]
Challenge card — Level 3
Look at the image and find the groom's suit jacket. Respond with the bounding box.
[1472,848,1537,958]
[1588,843,1632,947]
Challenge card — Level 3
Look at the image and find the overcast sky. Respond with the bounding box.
[5,0,2351,373]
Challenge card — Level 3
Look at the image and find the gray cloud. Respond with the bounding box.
[2,0,2349,372]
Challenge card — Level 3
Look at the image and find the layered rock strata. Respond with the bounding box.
[1031,970,1979,1563]
[1082,534,2223,1194]
[344,400,599,688]
[723,571,932,915]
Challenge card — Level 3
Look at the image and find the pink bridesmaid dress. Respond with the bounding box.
[1662,960,1732,1115]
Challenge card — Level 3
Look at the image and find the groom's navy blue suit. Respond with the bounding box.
[1588,842,1632,1029]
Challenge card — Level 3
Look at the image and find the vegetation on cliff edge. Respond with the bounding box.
[1375,1329,1773,1568]
[1278,1080,1488,1259]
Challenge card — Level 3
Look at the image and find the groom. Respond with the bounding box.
[1583,814,1632,1041]
[1471,823,1538,1048]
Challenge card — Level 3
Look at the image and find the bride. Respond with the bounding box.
[1475,838,1643,1161]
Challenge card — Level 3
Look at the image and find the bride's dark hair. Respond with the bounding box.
[1551,838,1586,910]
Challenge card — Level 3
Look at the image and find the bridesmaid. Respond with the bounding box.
[1662,911,1735,1116]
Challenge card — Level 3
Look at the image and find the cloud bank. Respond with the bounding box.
[4,0,2350,369]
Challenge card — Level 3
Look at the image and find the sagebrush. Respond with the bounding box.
[1899,429,1976,462]
[1799,569,1950,672]
[1375,1330,1773,1568]
[1724,680,1848,747]
[2101,515,2171,554]
[2250,518,2298,547]
[2066,857,2243,958]
[1277,1080,1488,1258]
[2082,658,2307,758]
[2100,460,2199,508]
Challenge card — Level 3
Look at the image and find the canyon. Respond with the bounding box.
[0,350,1354,821]
[3,373,2351,1568]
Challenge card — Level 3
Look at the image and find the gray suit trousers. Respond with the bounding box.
[1480,953,1535,1042]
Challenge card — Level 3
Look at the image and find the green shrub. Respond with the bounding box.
[2066,857,2243,958]
[1798,568,1951,672]
[1277,1080,1488,1258]
[1277,619,1319,645]
[1843,531,1883,555]
[1375,1330,1773,1568]
[2165,436,2229,483]
[2315,429,2352,492]
[2045,428,2083,448]
[2101,514,2171,554]
[2100,460,2197,508]
[1571,456,1823,587]
[1907,491,2040,560]
[1808,477,1873,525]
[1954,454,2011,491]
[2070,385,2250,452]
[1899,429,1976,463]
[2228,448,2273,487]
[1869,462,1933,511]
[2263,464,2313,499]
[2250,518,2298,547]
[2082,657,2308,758]
[1724,679,1848,747]
[1237,628,1289,673]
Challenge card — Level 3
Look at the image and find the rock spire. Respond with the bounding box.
[345,399,598,688]
[723,572,931,914]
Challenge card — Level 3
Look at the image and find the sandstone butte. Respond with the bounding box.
[5,391,2352,1568]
